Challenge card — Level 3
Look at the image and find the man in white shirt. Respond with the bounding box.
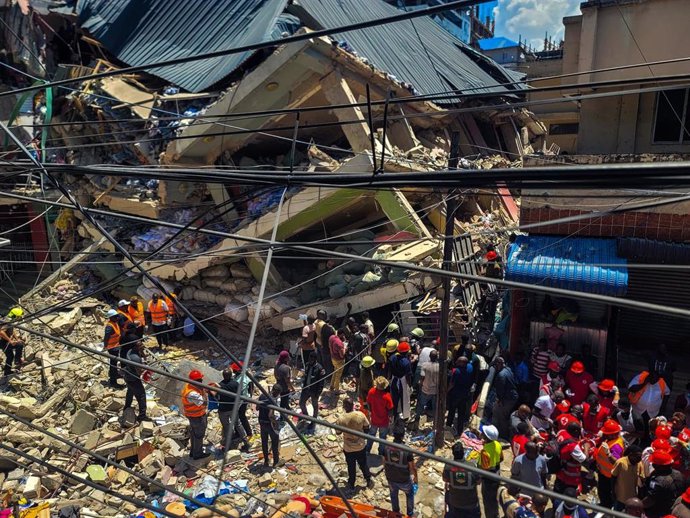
[412,350,439,430]
[628,371,670,418]
[628,370,670,439]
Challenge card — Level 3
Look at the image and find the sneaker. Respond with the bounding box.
[137,416,152,422]
[273,459,285,468]
[240,442,250,452]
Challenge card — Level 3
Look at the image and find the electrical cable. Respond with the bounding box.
[11,77,690,158]
[0,409,241,518]
[3,186,690,321]
[0,0,510,100]
[0,442,183,518]
[5,319,638,518]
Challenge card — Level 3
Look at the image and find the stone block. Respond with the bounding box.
[23,476,41,499]
[139,420,155,438]
[84,430,101,450]
[224,449,242,464]
[257,472,273,488]
[70,409,97,435]
[41,308,82,336]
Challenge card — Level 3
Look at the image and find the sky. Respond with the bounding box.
[489,0,582,49]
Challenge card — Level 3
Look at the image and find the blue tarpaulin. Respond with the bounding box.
[505,235,628,297]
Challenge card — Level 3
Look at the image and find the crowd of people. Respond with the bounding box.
[22,289,690,518]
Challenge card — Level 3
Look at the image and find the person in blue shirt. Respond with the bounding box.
[512,351,531,404]
[446,356,474,434]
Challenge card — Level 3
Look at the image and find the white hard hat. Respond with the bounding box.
[117,299,129,308]
[481,424,499,441]
[106,309,118,318]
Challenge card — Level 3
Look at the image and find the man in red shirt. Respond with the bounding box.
[366,376,394,454]
[511,421,531,457]
[554,422,588,495]
[565,361,594,405]
[583,394,611,436]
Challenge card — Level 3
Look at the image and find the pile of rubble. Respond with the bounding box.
[1,292,495,517]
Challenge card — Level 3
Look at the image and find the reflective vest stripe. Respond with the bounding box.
[148,300,167,325]
[128,302,145,326]
[165,294,178,317]
[105,322,120,349]
[117,309,132,322]
[181,383,206,417]
[629,371,667,404]
[595,437,624,478]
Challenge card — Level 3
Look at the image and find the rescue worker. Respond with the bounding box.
[381,339,398,379]
[554,422,588,495]
[672,488,690,518]
[215,368,251,452]
[2,307,25,376]
[122,340,150,422]
[116,300,137,353]
[383,426,417,517]
[104,309,124,389]
[181,369,210,459]
[389,341,413,420]
[358,356,375,418]
[583,393,611,436]
[642,450,685,518]
[164,287,182,343]
[479,424,502,518]
[444,441,481,518]
[147,293,169,349]
[127,296,146,338]
[594,419,625,508]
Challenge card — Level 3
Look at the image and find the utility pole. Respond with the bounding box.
[434,131,460,450]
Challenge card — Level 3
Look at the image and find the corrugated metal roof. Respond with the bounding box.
[506,235,628,297]
[290,0,518,96]
[76,0,289,93]
[617,237,690,265]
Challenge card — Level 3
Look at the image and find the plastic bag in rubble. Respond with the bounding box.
[351,271,383,294]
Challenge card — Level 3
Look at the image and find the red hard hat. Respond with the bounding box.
[398,341,411,353]
[656,425,672,441]
[682,487,690,504]
[598,379,615,392]
[650,450,674,466]
[601,419,622,435]
[652,438,672,453]
[570,361,585,374]
[230,362,243,373]
[189,369,203,381]
[485,251,498,261]
[548,361,560,371]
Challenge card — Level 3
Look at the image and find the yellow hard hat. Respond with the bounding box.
[361,356,375,368]
[385,339,399,353]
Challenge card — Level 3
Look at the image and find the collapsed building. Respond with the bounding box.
[1,0,546,339]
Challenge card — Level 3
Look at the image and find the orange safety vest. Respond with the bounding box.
[164,294,178,317]
[628,371,667,404]
[128,301,145,326]
[181,383,206,417]
[595,436,625,478]
[117,309,132,323]
[148,299,167,325]
[104,321,121,349]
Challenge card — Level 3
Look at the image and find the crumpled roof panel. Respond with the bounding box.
[76,0,289,92]
[290,0,517,96]
[506,235,629,297]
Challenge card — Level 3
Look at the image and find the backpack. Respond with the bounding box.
[544,438,575,474]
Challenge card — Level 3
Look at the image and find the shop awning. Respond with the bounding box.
[505,235,628,297]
